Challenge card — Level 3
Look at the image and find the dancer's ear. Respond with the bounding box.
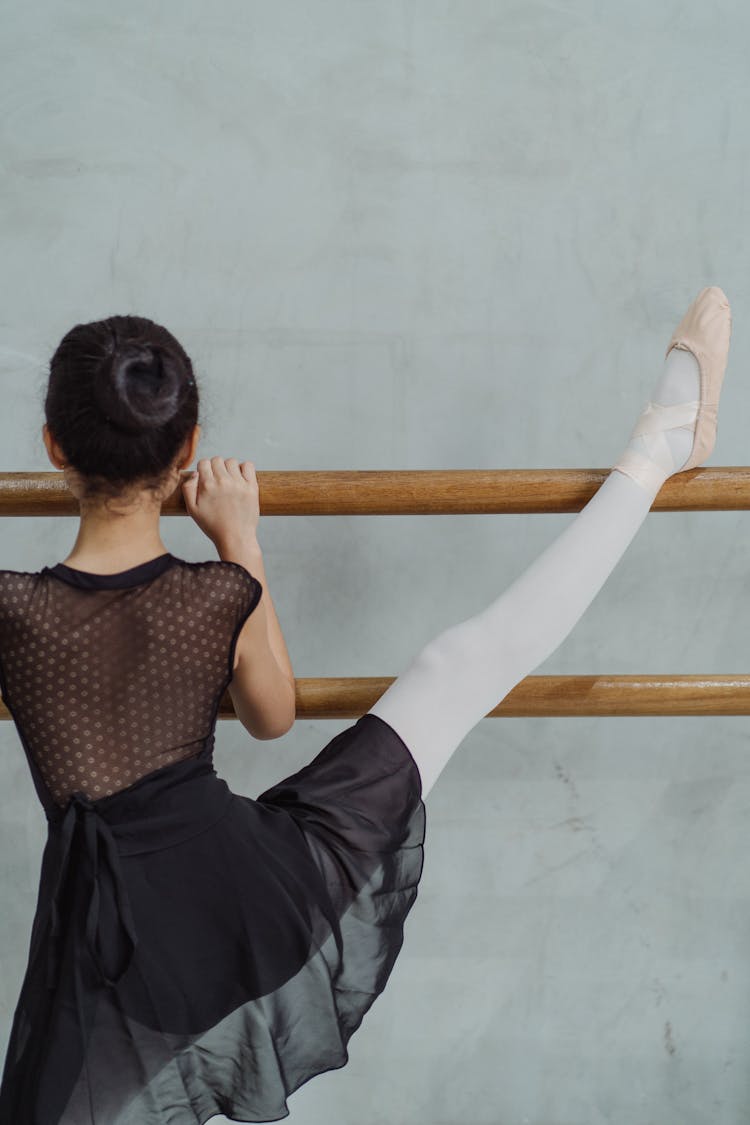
[42,424,67,471]
[177,424,201,470]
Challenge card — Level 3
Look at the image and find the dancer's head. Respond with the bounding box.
[42,315,201,512]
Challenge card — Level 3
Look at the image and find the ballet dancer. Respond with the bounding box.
[0,285,731,1124]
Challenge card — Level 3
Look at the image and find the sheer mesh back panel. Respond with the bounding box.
[0,561,262,807]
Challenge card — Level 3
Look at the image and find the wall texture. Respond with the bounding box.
[1,2,749,1122]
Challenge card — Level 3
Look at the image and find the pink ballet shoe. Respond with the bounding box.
[615,286,732,491]
[664,285,732,470]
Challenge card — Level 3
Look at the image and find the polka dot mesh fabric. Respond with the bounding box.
[0,557,262,808]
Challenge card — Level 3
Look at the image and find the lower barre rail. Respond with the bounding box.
[1,676,746,721]
[207,675,750,718]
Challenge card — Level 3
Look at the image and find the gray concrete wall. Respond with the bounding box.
[1,2,749,1121]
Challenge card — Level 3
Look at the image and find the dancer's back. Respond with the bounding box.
[0,553,261,810]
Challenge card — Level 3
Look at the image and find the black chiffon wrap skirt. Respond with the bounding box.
[0,712,426,1124]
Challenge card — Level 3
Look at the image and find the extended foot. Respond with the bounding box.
[614,286,732,492]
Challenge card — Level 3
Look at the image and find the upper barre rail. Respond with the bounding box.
[3,467,750,515]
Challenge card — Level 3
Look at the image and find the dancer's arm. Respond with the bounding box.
[219,533,294,688]
[220,536,296,739]
[182,457,296,738]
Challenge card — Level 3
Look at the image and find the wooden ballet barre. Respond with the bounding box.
[0,676,747,719]
[2,467,750,514]
[218,676,750,718]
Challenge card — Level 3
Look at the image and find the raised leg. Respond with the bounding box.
[369,288,731,798]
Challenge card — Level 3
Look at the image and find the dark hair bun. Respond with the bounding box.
[93,344,188,433]
[45,313,199,505]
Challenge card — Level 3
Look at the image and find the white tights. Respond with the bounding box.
[368,349,701,799]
